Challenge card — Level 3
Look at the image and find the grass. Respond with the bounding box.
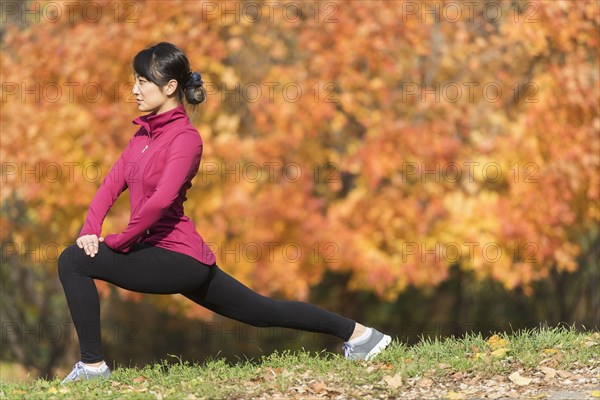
[0,325,598,399]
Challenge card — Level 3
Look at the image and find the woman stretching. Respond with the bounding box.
[58,42,392,384]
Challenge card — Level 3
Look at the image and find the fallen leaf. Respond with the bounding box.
[383,372,403,388]
[309,380,327,394]
[556,370,573,379]
[542,348,558,355]
[47,387,58,393]
[366,366,375,373]
[263,367,282,381]
[438,363,451,369]
[508,371,532,386]
[591,390,600,398]
[487,335,510,350]
[133,375,147,383]
[446,391,466,399]
[417,377,433,387]
[491,348,509,358]
[539,366,556,380]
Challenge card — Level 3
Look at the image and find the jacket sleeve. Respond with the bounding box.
[103,132,202,253]
[78,139,132,238]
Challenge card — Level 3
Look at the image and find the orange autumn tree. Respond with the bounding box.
[1,0,598,327]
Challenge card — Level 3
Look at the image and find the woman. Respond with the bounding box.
[58,42,392,384]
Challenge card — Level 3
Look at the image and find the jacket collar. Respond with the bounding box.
[132,103,188,138]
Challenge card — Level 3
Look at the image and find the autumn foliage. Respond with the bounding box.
[1,0,598,320]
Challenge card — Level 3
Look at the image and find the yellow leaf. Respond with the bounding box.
[47,387,58,393]
[475,352,487,360]
[446,391,466,399]
[591,390,600,398]
[509,371,532,386]
[543,348,558,355]
[487,335,510,350]
[491,347,509,358]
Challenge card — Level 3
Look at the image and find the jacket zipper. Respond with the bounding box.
[141,132,152,236]
[141,133,152,153]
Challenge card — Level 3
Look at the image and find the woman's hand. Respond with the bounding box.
[76,234,104,257]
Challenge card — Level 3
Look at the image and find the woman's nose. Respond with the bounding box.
[132,83,139,95]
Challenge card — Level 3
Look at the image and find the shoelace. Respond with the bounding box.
[64,362,88,381]
[342,342,355,359]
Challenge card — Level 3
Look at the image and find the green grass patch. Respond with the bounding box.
[1,324,597,399]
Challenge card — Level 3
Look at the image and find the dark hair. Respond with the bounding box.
[132,42,206,105]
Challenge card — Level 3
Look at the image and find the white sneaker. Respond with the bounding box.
[60,361,111,385]
[342,328,392,360]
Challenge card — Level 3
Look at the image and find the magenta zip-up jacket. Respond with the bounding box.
[78,104,217,266]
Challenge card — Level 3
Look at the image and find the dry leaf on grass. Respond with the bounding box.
[445,391,466,399]
[309,380,327,394]
[383,372,403,388]
[508,371,532,386]
[417,377,433,387]
[539,366,557,380]
[556,370,574,379]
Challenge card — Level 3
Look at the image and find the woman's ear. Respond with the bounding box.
[164,79,179,96]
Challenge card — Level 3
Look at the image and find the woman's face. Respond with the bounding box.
[132,73,178,114]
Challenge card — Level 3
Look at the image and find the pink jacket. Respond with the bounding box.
[78,104,216,266]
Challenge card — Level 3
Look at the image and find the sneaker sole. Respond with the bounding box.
[365,334,392,360]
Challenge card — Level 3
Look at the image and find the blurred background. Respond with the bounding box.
[1,0,598,381]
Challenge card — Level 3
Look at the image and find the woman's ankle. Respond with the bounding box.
[83,360,105,368]
[348,323,367,341]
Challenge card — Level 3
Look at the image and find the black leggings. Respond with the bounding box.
[58,242,355,363]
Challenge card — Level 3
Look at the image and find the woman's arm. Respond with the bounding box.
[78,139,132,238]
[103,132,202,253]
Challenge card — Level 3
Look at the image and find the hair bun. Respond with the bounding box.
[186,71,203,88]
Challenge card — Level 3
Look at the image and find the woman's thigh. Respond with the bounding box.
[60,242,212,294]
